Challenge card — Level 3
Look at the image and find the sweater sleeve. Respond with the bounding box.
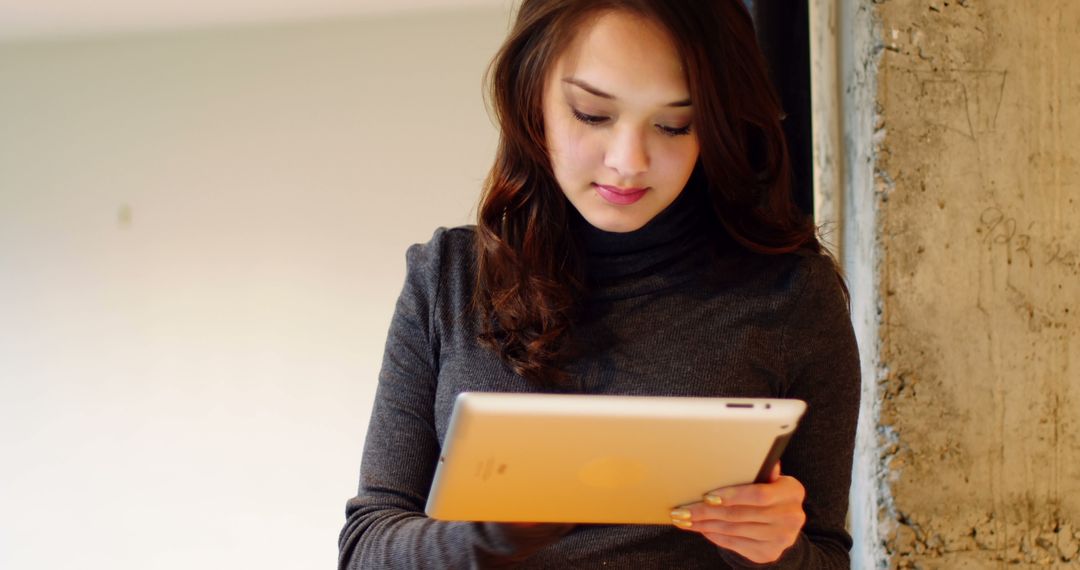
[719,253,861,569]
[337,228,571,570]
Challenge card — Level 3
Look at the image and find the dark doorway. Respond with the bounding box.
[747,0,814,217]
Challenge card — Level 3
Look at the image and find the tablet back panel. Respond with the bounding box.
[425,393,806,524]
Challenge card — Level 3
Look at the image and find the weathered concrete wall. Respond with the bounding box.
[813,0,890,567]
[871,1,1080,567]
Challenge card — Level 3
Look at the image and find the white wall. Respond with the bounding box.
[0,7,513,569]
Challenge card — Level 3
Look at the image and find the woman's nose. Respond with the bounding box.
[603,126,649,178]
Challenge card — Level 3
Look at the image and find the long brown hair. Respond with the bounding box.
[474,0,823,387]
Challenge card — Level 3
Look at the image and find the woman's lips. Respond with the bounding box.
[593,183,647,205]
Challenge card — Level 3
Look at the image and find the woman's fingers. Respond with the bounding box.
[703,474,805,508]
[675,502,801,525]
[671,467,807,564]
[702,532,790,565]
[672,519,776,541]
[769,461,781,482]
[670,501,804,564]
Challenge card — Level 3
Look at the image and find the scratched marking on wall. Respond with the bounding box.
[977,206,1080,276]
[888,67,1008,141]
[918,69,1007,140]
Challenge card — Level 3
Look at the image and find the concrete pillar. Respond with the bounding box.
[820,1,1080,567]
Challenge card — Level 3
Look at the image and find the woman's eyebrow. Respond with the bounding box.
[562,77,692,107]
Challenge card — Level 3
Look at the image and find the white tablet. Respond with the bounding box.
[425,392,806,525]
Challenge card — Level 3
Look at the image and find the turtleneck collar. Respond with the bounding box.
[570,185,713,299]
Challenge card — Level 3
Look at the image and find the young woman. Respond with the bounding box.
[338,1,860,568]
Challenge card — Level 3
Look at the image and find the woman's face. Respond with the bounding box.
[542,10,700,234]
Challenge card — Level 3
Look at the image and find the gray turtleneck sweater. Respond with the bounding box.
[338,189,860,569]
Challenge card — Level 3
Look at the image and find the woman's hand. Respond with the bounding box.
[668,462,806,564]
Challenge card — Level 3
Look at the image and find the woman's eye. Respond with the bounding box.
[571,109,692,138]
[571,109,607,125]
[659,124,693,137]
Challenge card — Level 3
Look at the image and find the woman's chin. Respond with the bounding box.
[578,211,650,233]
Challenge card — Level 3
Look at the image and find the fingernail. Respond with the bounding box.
[704,494,723,506]
[669,508,691,520]
[671,519,693,529]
